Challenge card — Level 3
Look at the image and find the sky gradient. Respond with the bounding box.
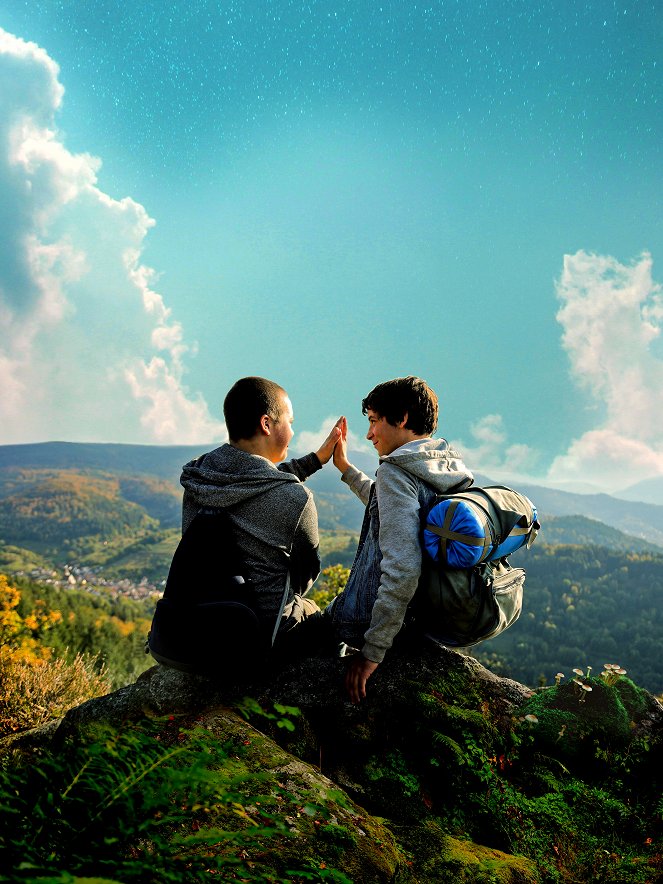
[0,1,662,494]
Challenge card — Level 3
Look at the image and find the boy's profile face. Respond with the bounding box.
[365,408,410,457]
[265,393,294,463]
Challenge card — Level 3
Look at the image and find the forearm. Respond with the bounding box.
[341,464,374,506]
[361,557,420,662]
[289,495,321,593]
[278,452,322,482]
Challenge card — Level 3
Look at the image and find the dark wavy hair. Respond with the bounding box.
[223,376,287,441]
[362,376,438,436]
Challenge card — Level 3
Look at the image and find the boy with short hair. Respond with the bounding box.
[181,376,342,644]
[329,376,473,702]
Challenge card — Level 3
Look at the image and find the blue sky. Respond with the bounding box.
[0,1,662,493]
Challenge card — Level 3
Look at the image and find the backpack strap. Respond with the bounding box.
[271,571,291,647]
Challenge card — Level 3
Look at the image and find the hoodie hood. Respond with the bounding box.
[180,443,300,510]
[380,437,473,494]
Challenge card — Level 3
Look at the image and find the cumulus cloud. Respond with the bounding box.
[548,250,663,490]
[0,28,225,444]
[452,414,539,480]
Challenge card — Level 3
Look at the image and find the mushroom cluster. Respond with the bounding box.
[571,668,593,702]
[600,663,627,686]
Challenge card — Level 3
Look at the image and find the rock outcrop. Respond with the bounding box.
[4,643,662,883]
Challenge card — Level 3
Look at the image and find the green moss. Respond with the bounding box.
[318,823,358,850]
[517,679,636,760]
[613,677,651,718]
[442,836,539,883]
[391,819,539,883]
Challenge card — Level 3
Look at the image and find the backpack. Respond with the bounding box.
[147,509,282,675]
[423,485,539,568]
[416,485,539,648]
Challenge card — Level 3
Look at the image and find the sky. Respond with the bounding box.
[0,0,662,495]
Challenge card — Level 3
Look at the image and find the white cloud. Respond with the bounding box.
[0,28,225,444]
[548,250,663,490]
[452,414,539,480]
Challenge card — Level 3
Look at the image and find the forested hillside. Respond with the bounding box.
[0,470,160,550]
[475,544,663,693]
[0,444,662,695]
[540,514,663,553]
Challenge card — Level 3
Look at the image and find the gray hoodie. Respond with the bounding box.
[338,438,473,662]
[180,444,322,623]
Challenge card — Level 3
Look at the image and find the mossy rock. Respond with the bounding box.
[517,677,657,762]
[170,706,405,883]
[250,644,531,825]
[36,644,661,884]
[391,819,539,883]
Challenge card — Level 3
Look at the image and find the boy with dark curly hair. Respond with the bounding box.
[328,376,473,702]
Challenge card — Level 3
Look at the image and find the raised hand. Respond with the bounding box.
[332,416,351,474]
[315,416,345,465]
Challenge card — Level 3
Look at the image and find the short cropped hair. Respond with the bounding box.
[362,376,438,436]
[224,376,287,442]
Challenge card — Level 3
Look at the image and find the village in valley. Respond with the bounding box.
[17,563,163,602]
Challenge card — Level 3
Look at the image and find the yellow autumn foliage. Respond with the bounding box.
[0,573,62,665]
[0,573,110,734]
[109,615,136,638]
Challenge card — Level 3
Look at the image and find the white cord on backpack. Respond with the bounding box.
[271,571,291,647]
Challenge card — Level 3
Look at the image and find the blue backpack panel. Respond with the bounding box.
[424,485,539,569]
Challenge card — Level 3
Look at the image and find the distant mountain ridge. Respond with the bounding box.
[2,442,663,549]
[614,474,663,506]
[0,441,205,481]
[520,481,663,548]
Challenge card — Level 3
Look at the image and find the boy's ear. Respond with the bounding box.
[398,412,409,428]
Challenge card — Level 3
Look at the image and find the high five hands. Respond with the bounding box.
[332,416,350,474]
[315,417,345,465]
[315,416,351,474]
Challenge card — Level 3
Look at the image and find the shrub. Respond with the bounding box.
[309,565,350,608]
[0,651,110,736]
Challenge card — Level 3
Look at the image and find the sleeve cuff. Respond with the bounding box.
[341,464,363,487]
[362,642,386,664]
